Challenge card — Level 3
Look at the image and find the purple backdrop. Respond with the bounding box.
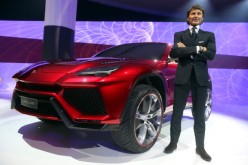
[0,21,248,107]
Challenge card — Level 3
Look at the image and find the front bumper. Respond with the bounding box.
[11,80,132,131]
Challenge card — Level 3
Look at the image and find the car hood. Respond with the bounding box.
[13,57,156,83]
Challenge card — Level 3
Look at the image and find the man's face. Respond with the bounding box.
[187,9,203,26]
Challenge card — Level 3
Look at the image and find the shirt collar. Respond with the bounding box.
[189,25,200,33]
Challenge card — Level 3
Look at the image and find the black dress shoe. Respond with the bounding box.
[163,143,177,153]
[196,148,212,162]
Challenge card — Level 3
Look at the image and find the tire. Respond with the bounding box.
[111,84,164,153]
[204,85,212,121]
[191,83,212,121]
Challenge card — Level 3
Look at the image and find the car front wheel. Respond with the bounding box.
[111,84,164,153]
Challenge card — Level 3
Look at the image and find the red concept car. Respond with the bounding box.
[11,42,212,153]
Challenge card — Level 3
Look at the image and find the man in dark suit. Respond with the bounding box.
[163,4,216,162]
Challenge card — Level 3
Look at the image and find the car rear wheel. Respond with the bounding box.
[111,84,163,153]
[204,88,212,121]
[191,85,212,121]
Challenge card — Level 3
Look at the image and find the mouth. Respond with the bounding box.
[192,18,200,22]
[190,18,202,25]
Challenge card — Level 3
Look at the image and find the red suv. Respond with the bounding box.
[11,42,212,153]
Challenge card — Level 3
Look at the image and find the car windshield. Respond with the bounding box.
[94,42,167,60]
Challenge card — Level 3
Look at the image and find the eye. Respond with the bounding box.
[190,12,197,16]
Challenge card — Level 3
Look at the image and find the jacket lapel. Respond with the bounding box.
[182,29,192,46]
[194,29,204,45]
[181,29,205,46]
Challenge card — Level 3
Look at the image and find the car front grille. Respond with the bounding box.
[63,88,106,115]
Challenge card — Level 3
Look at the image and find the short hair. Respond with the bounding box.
[186,4,205,25]
[187,4,205,17]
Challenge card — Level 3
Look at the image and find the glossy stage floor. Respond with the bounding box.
[1,98,248,165]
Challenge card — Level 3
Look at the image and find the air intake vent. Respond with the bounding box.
[63,88,106,115]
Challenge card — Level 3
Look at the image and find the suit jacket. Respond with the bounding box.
[170,29,216,86]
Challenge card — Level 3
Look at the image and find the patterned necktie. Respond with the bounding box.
[191,26,197,41]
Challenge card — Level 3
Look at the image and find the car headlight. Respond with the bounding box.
[76,65,120,77]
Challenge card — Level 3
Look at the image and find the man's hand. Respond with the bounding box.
[200,46,207,52]
[177,42,186,47]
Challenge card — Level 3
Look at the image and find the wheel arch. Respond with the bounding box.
[134,73,166,109]
[120,73,166,122]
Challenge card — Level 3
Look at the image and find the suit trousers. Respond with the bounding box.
[170,68,207,148]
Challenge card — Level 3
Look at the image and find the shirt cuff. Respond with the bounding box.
[196,46,200,54]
